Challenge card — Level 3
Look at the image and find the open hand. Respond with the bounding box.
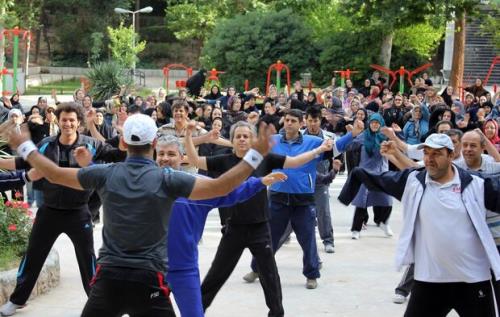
[6,124,31,150]
[318,139,333,153]
[73,146,93,167]
[251,122,273,156]
[261,172,287,186]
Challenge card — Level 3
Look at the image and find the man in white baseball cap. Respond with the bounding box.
[6,113,274,316]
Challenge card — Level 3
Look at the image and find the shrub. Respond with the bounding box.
[0,196,33,269]
[86,61,132,101]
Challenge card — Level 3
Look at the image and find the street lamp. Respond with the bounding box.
[114,6,153,73]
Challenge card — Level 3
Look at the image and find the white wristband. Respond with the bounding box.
[18,141,38,160]
[243,148,264,170]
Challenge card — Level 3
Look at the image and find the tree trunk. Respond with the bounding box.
[450,13,466,94]
[380,32,394,70]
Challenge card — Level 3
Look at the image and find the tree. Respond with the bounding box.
[108,22,146,69]
[201,9,317,90]
[341,0,444,70]
[43,0,133,64]
[165,0,272,65]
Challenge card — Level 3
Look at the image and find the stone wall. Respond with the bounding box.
[0,249,60,305]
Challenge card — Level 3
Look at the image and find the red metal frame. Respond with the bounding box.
[162,64,192,93]
[207,68,225,82]
[370,63,433,89]
[484,56,500,86]
[266,60,291,96]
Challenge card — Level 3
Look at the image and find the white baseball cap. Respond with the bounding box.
[417,133,454,151]
[123,114,158,145]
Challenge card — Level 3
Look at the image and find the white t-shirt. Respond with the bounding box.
[414,166,491,283]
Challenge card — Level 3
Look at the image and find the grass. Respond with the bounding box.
[25,78,154,98]
[0,247,21,271]
[25,78,82,95]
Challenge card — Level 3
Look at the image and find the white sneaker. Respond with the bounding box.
[324,244,335,253]
[380,223,393,237]
[351,231,360,240]
[0,301,24,316]
[392,293,407,304]
[306,278,318,289]
[242,271,259,283]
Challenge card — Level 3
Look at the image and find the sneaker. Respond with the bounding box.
[242,271,259,283]
[351,231,360,240]
[380,223,394,237]
[0,301,24,316]
[324,244,335,254]
[392,293,407,304]
[362,223,368,230]
[306,278,318,289]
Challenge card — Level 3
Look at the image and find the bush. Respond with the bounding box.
[86,61,132,101]
[201,9,318,91]
[0,197,33,270]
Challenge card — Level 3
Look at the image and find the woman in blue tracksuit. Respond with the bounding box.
[342,113,393,240]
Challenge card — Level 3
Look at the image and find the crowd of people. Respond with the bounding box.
[0,70,498,316]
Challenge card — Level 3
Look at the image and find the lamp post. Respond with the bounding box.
[114,6,153,74]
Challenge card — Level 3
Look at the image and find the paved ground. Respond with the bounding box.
[6,174,437,317]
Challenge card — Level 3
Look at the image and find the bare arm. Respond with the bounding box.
[26,151,83,190]
[475,129,500,162]
[188,160,255,200]
[380,141,419,170]
[189,122,272,200]
[0,158,16,170]
[86,109,106,142]
[184,124,208,170]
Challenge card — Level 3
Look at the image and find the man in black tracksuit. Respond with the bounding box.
[0,103,123,313]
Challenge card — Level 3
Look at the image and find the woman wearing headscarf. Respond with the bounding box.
[342,113,393,240]
[483,119,500,152]
[465,78,488,98]
[204,85,223,102]
[9,93,23,111]
[402,104,429,145]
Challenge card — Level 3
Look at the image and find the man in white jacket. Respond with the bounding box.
[339,133,500,317]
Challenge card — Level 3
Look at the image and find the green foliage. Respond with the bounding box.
[44,0,133,57]
[86,61,132,101]
[201,9,318,90]
[89,32,105,65]
[108,22,146,69]
[165,0,272,42]
[0,198,33,269]
[393,23,445,59]
[480,3,500,50]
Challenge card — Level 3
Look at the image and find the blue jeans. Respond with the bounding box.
[252,202,320,279]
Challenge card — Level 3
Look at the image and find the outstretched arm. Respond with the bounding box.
[196,172,287,207]
[338,167,415,206]
[188,122,273,200]
[184,123,208,170]
[283,139,332,168]
[7,126,83,190]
